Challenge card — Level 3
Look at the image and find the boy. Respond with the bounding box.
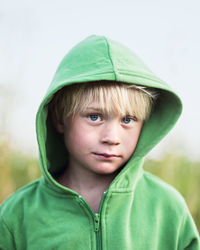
[0,35,199,249]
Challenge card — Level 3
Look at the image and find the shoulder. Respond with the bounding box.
[135,171,197,235]
[0,179,42,220]
[138,171,188,213]
[142,170,185,198]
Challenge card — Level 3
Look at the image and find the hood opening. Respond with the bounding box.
[41,86,181,179]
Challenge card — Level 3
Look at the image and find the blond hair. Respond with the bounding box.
[49,81,157,123]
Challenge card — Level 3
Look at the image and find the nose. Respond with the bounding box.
[100,121,120,145]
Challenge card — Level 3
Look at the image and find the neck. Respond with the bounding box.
[57,166,117,213]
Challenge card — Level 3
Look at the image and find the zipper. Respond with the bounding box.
[94,213,101,250]
[95,191,107,250]
[94,213,100,232]
[76,191,107,250]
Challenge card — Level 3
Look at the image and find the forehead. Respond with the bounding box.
[79,99,133,116]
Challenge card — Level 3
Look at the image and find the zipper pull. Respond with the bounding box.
[94,213,100,232]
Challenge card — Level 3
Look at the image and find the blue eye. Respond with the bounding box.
[122,117,132,124]
[89,114,99,121]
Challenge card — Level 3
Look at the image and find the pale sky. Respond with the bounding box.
[0,0,200,160]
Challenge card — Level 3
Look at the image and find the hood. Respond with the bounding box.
[36,35,182,192]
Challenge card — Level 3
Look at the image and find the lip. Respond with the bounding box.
[92,152,120,160]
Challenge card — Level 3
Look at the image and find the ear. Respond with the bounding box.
[51,111,65,133]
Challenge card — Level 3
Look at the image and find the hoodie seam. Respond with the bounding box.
[42,182,134,197]
[0,216,13,235]
[108,189,134,193]
[104,193,112,250]
[178,212,187,249]
[50,71,117,82]
[77,201,94,250]
[41,182,78,198]
[116,71,165,83]
[0,215,16,247]
[103,36,117,80]
[177,208,195,250]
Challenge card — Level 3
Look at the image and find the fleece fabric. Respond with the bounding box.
[0,35,199,250]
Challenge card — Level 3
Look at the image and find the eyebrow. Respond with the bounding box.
[84,106,135,118]
[86,107,104,112]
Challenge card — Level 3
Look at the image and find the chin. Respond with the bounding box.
[92,165,122,176]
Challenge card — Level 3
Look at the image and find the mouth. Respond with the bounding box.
[92,152,120,160]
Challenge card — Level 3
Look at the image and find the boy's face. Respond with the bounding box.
[56,101,143,176]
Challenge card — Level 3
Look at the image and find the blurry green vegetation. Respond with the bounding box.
[0,137,199,233]
[0,137,41,202]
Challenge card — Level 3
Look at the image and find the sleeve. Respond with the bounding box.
[178,209,200,250]
[0,216,16,250]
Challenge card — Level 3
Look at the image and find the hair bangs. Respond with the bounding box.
[50,81,157,124]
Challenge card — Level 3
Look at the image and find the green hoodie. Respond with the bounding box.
[0,35,199,250]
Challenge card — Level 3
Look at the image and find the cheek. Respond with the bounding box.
[122,129,141,155]
[125,137,137,154]
[64,126,97,152]
[65,130,84,151]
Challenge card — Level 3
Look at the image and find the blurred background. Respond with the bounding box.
[0,0,200,232]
